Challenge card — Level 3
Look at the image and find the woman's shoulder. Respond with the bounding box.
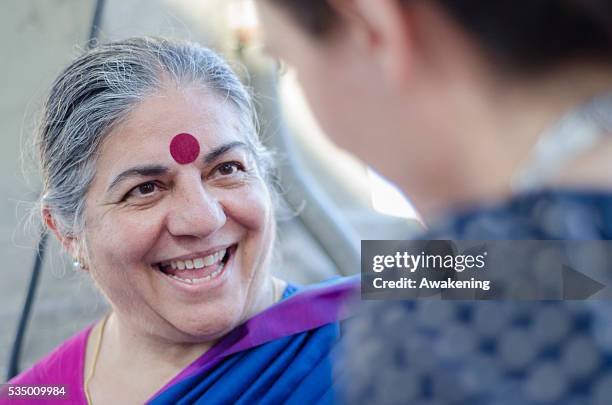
[261,275,360,333]
[280,275,360,319]
[227,275,360,352]
[286,275,360,296]
[7,324,94,388]
[428,188,612,239]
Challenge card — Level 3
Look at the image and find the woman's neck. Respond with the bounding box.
[84,312,215,405]
[103,312,212,376]
[85,276,287,403]
[98,276,285,373]
[412,64,612,221]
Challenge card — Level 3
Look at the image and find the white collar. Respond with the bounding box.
[512,93,612,192]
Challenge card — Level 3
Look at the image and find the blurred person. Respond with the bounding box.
[255,0,612,403]
[5,37,357,405]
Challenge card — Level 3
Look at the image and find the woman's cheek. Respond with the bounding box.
[90,209,164,266]
[220,182,272,231]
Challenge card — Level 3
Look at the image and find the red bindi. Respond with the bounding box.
[169,133,200,164]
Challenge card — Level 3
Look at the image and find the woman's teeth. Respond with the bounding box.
[157,248,228,285]
[169,249,226,270]
[165,263,225,284]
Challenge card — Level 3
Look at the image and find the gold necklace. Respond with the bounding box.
[84,313,110,405]
[272,278,278,302]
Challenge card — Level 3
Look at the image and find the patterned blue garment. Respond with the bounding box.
[339,190,612,405]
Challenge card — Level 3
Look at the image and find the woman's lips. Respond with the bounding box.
[155,245,235,284]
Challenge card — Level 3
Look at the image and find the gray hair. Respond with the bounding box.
[37,36,274,238]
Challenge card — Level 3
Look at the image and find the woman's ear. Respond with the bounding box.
[328,0,415,87]
[42,206,80,261]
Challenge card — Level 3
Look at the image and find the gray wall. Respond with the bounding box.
[0,0,101,382]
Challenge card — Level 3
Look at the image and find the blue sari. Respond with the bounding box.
[148,276,359,405]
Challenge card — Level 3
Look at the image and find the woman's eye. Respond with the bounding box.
[138,182,156,194]
[125,181,159,200]
[215,162,244,176]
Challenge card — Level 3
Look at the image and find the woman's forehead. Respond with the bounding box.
[131,86,240,133]
[98,126,245,172]
[102,87,244,156]
[169,133,201,165]
[93,95,249,185]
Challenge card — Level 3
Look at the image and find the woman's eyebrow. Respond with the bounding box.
[106,142,249,193]
[203,141,249,164]
[107,164,169,193]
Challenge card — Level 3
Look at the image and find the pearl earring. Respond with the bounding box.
[73,259,85,269]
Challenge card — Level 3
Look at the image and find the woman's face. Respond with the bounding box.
[81,84,274,342]
[255,1,432,200]
[257,1,493,217]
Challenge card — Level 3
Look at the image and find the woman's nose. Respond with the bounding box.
[166,180,226,238]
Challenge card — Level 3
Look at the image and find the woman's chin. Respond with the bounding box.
[144,244,262,341]
[167,305,243,341]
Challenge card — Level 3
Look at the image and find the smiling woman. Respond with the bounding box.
[6,37,358,404]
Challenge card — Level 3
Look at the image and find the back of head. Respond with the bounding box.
[271,0,612,73]
[434,0,612,72]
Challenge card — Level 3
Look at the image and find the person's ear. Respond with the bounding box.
[328,0,415,87]
[42,206,84,267]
